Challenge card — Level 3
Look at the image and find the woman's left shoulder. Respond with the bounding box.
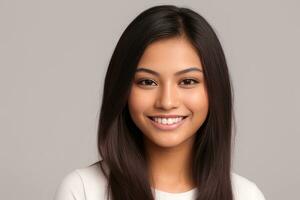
[230,172,266,200]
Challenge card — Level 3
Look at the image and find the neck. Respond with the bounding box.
[144,135,196,192]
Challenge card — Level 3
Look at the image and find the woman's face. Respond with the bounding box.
[128,36,209,149]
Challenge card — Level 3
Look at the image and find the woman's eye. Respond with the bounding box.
[179,79,199,86]
[137,79,157,86]
[136,78,199,87]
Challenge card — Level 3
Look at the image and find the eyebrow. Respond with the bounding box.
[135,67,203,76]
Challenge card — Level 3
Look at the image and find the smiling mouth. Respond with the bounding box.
[147,116,188,121]
[146,115,188,130]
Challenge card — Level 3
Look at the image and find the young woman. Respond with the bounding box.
[54,5,266,200]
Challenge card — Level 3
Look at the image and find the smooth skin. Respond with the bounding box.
[128,35,209,193]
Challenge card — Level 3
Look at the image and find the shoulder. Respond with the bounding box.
[231,172,266,200]
[54,160,109,200]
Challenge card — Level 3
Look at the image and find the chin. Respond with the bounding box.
[144,133,193,149]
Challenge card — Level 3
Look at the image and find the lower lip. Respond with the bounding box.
[148,116,188,131]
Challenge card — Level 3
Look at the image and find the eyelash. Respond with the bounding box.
[136,78,199,87]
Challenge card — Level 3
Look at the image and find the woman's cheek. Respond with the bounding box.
[183,87,209,113]
[129,87,154,114]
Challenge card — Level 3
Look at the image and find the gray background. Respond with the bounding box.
[0,0,299,199]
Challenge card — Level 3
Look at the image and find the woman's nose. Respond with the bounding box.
[154,83,180,110]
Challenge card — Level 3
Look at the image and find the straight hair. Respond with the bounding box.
[97,5,236,200]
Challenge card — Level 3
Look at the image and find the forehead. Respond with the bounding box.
[137,36,203,72]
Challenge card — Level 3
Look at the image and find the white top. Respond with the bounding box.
[54,161,266,200]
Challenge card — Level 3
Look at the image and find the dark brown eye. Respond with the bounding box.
[180,79,199,85]
[137,79,157,86]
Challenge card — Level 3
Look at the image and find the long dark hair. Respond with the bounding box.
[97,4,235,200]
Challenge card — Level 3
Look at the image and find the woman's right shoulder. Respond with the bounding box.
[53,160,110,200]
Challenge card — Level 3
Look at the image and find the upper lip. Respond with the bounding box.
[148,114,188,118]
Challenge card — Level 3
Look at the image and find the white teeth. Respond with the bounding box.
[153,117,183,125]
